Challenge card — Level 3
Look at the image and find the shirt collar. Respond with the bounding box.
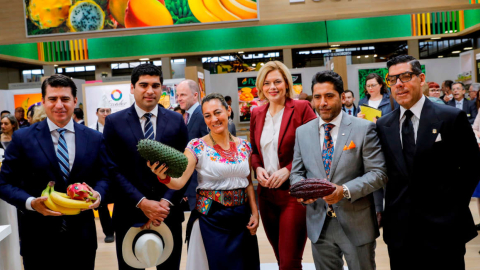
[400,94,425,120]
[134,103,158,119]
[186,102,200,115]
[319,111,343,128]
[47,117,75,133]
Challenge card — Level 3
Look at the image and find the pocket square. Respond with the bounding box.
[435,133,442,142]
[343,140,356,151]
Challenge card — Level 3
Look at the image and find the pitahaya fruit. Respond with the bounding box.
[67,183,97,201]
[66,0,105,32]
[28,0,72,29]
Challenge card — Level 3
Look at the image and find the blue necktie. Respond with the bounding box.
[144,113,155,140]
[322,123,335,178]
[56,128,70,182]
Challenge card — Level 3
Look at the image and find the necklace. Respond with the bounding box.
[209,132,238,162]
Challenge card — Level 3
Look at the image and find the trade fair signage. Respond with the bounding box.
[24,0,259,37]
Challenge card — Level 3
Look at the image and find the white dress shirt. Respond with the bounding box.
[186,102,200,125]
[134,103,158,136]
[399,95,425,146]
[455,98,464,110]
[318,112,343,151]
[260,108,284,175]
[27,117,76,211]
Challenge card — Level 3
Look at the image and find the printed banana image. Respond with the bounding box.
[203,0,240,21]
[41,184,81,215]
[188,0,221,23]
[219,0,256,19]
[236,0,256,10]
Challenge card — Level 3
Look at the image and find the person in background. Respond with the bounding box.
[31,105,47,124]
[0,115,19,152]
[470,93,480,233]
[441,80,454,103]
[15,107,29,128]
[27,106,36,125]
[73,108,85,125]
[88,98,115,243]
[173,105,185,117]
[225,95,234,120]
[250,61,317,269]
[425,82,445,104]
[446,82,477,124]
[298,92,308,100]
[469,83,480,101]
[357,73,398,226]
[0,110,10,118]
[342,89,358,116]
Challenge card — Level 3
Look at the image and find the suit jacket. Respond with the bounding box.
[250,98,317,189]
[446,98,477,124]
[184,105,208,210]
[376,98,480,249]
[0,120,109,256]
[103,104,188,227]
[342,105,358,117]
[290,112,387,246]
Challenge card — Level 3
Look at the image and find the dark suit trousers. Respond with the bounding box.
[98,204,114,237]
[258,186,307,270]
[388,243,466,270]
[114,215,183,270]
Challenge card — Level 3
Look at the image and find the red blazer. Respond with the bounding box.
[250,98,317,188]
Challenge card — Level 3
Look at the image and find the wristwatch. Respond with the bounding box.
[342,184,351,199]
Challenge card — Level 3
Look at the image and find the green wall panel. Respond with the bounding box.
[0,43,38,60]
[88,22,328,59]
[326,15,412,42]
[465,9,480,29]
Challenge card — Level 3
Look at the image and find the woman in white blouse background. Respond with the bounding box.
[250,61,317,269]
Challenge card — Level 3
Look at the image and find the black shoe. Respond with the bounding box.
[104,235,115,243]
[476,224,480,231]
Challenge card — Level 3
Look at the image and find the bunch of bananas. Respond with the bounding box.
[41,181,92,215]
[188,0,257,23]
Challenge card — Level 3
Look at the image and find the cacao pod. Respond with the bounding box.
[289,178,336,200]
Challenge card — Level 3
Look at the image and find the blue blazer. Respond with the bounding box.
[103,104,188,226]
[446,99,478,124]
[0,119,110,257]
[184,105,208,210]
[358,92,399,118]
[342,105,359,117]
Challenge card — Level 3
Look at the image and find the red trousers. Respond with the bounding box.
[258,186,308,270]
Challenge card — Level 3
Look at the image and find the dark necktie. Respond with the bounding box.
[348,109,352,115]
[185,112,190,125]
[322,123,335,178]
[143,113,154,140]
[56,128,69,183]
[402,110,415,174]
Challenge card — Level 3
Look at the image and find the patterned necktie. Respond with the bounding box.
[56,128,69,182]
[322,123,335,178]
[184,112,190,125]
[143,113,155,140]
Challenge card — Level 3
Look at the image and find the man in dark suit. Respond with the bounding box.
[0,74,108,270]
[342,89,358,117]
[446,82,477,124]
[73,108,85,125]
[103,64,188,270]
[14,107,30,128]
[377,55,480,270]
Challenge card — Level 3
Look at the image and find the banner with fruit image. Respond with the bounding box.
[24,0,259,37]
[14,93,43,116]
[238,76,265,122]
[291,73,303,100]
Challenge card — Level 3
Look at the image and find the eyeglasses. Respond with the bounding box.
[429,89,441,93]
[386,71,420,86]
[98,109,111,114]
[366,83,379,89]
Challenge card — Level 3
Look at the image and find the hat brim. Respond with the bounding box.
[122,223,174,269]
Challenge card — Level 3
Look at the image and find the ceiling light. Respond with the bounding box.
[431,37,441,40]
[374,54,377,57]
[380,57,385,59]
[464,47,473,50]
[139,58,149,61]
[54,65,58,67]
[365,55,369,58]
[438,55,444,58]
[252,63,256,66]
[260,63,264,66]
[238,51,244,54]
[331,44,340,47]
[452,51,461,54]
[357,56,361,59]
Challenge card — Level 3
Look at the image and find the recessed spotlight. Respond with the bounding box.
[365,55,369,58]
[260,63,264,66]
[238,51,244,54]
[452,51,461,54]
[464,47,473,50]
[449,30,453,33]
[357,56,361,59]
[374,54,377,57]
[331,45,340,47]
[54,65,58,67]
[139,58,149,61]
[431,37,441,40]
[438,55,444,58]
[252,63,256,67]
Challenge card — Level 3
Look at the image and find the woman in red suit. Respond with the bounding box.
[250,61,317,269]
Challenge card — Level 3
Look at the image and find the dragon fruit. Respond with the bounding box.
[28,0,72,29]
[66,0,105,32]
[67,183,97,201]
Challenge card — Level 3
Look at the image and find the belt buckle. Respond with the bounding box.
[327,209,336,218]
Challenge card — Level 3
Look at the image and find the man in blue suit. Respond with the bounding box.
[0,74,109,270]
[103,64,188,270]
[176,79,208,210]
[446,82,478,124]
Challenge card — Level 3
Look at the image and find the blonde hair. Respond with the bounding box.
[422,82,429,97]
[255,61,294,100]
[32,105,47,124]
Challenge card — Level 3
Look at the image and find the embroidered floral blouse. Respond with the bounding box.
[186,138,252,191]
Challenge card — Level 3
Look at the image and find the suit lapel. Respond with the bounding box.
[156,105,168,142]
[127,105,145,141]
[310,119,327,179]
[187,105,202,129]
[69,122,88,183]
[329,112,352,180]
[383,109,409,176]
[35,121,63,182]
[278,98,294,148]
[415,99,442,159]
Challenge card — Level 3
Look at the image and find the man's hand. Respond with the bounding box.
[444,95,452,102]
[256,167,270,187]
[322,184,344,205]
[138,199,169,225]
[296,198,317,205]
[31,197,62,216]
[82,182,101,210]
[268,168,290,189]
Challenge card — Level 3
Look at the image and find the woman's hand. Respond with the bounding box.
[256,167,270,187]
[357,112,365,119]
[246,214,259,235]
[268,167,290,189]
[147,161,168,180]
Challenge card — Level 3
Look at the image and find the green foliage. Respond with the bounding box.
[165,0,199,24]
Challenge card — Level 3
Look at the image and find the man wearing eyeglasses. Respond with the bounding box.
[376,55,480,270]
[445,82,477,124]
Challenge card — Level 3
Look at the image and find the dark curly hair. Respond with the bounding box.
[311,70,344,95]
[364,73,388,98]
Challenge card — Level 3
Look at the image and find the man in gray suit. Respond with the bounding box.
[290,70,387,270]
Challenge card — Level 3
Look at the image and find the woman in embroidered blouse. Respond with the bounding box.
[148,93,260,270]
[250,61,317,269]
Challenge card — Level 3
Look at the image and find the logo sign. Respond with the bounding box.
[111,89,123,101]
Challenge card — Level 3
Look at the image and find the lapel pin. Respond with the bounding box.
[432,129,437,134]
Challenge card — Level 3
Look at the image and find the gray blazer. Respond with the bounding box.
[290,112,387,246]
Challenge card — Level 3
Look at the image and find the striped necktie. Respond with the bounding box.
[144,113,155,140]
[56,128,70,182]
